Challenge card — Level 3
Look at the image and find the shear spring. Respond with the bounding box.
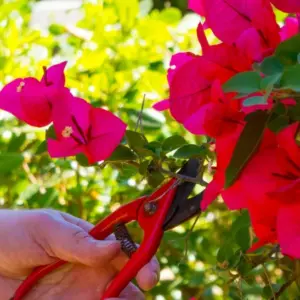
[114,223,137,258]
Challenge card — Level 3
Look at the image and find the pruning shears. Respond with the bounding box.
[12,159,203,300]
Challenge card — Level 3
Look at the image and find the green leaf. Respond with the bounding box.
[36,140,47,155]
[48,24,66,35]
[147,171,165,188]
[76,153,90,166]
[125,130,147,148]
[173,144,205,159]
[260,73,282,90]
[223,71,261,94]
[235,226,250,252]
[268,115,290,133]
[162,135,187,152]
[107,145,137,162]
[0,153,24,173]
[260,56,283,76]
[231,211,250,236]
[139,160,150,175]
[46,125,56,139]
[280,64,300,92]
[7,134,26,152]
[217,243,234,263]
[225,110,269,188]
[288,102,300,121]
[243,96,266,107]
[275,34,300,65]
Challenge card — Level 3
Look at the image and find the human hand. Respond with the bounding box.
[0,209,159,300]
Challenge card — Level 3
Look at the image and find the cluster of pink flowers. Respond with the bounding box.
[155,0,300,258]
[0,62,127,164]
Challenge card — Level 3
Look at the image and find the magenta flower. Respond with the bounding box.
[271,0,300,12]
[0,62,67,127]
[48,95,127,164]
[189,0,280,54]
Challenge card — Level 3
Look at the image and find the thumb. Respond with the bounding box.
[43,219,121,267]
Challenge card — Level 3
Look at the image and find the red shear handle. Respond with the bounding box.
[12,197,146,300]
[102,180,177,299]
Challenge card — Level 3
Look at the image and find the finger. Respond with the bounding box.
[119,282,145,300]
[42,217,121,267]
[111,248,160,291]
[136,256,160,291]
[59,211,94,232]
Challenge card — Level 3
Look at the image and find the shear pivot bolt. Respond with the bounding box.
[144,202,157,215]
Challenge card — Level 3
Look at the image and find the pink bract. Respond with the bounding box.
[48,95,127,164]
[271,0,300,12]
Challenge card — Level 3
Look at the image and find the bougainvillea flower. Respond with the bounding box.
[269,123,300,203]
[152,99,170,112]
[41,61,67,99]
[196,0,280,55]
[240,146,279,251]
[184,80,244,137]
[188,0,205,15]
[0,62,67,127]
[169,43,250,124]
[280,17,299,41]
[201,127,247,210]
[0,78,52,127]
[48,95,127,164]
[271,0,300,12]
[167,52,195,85]
[277,202,300,258]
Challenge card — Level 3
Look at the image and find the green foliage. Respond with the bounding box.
[223,71,262,94]
[275,34,300,65]
[225,110,269,188]
[0,1,299,299]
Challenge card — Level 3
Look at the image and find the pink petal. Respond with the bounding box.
[0,79,25,120]
[271,0,300,12]
[42,61,67,88]
[167,52,195,85]
[278,202,300,258]
[188,0,205,14]
[20,78,52,127]
[221,179,247,210]
[47,138,83,158]
[152,99,170,112]
[236,28,264,62]
[197,22,209,52]
[202,0,278,47]
[0,78,52,127]
[52,94,91,139]
[169,56,212,123]
[201,173,223,210]
[183,103,212,135]
[277,123,300,166]
[86,108,127,163]
[280,17,299,41]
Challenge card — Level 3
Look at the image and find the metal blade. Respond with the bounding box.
[162,159,200,228]
[163,192,203,231]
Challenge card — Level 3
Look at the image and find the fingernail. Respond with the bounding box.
[151,272,159,286]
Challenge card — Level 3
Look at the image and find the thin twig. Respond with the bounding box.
[160,167,207,186]
[179,213,201,265]
[270,275,299,300]
[135,94,146,133]
[262,264,275,300]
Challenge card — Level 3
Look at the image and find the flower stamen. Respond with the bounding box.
[16,81,25,93]
[62,126,73,138]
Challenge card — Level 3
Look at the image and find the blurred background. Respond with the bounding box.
[0,0,298,299]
